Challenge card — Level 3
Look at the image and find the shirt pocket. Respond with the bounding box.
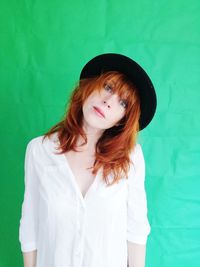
[41,164,76,216]
[95,178,128,217]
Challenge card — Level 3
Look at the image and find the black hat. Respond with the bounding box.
[80,53,157,131]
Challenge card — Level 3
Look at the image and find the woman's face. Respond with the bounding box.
[82,80,128,131]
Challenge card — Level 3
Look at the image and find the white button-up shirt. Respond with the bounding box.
[19,132,151,267]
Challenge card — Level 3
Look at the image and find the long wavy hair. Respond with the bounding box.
[42,71,141,186]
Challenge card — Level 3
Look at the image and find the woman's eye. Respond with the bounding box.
[104,84,113,93]
[119,99,128,108]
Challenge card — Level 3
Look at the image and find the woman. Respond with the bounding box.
[19,53,157,267]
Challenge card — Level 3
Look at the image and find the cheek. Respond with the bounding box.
[82,101,90,118]
[111,110,125,123]
[82,92,98,109]
[105,112,125,128]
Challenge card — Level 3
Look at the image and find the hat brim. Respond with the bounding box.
[80,53,157,131]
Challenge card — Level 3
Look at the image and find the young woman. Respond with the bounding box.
[19,53,157,267]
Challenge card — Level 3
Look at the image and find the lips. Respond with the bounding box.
[93,106,105,118]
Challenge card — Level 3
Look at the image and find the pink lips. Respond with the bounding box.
[93,106,105,118]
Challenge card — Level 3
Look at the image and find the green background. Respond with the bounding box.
[1,0,200,266]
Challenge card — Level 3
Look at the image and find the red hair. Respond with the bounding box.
[42,71,141,186]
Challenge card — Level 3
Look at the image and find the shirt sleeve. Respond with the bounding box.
[127,143,151,245]
[19,139,39,252]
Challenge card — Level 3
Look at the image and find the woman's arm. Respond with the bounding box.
[127,145,150,267]
[127,241,146,267]
[19,140,39,258]
[23,250,37,267]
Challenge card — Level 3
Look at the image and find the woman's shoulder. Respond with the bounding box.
[25,132,60,163]
[26,134,46,150]
[25,132,58,154]
[129,143,143,159]
[129,143,145,168]
[127,143,146,184]
[27,132,58,146]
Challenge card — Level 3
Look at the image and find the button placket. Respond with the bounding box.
[75,199,86,256]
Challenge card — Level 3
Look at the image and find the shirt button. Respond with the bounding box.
[75,244,82,255]
[77,221,81,230]
[75,250,81,255]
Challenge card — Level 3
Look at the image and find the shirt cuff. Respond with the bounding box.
[127,232,148,245]
[21,242,37,252]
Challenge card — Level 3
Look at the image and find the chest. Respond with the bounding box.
[64,152,96,198]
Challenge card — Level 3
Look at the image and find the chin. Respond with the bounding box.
[83,117,110,131]
[83,109,117,130]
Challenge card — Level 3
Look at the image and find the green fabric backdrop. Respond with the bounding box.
[0,0,200,266]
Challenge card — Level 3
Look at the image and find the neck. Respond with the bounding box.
[76,122,104,153]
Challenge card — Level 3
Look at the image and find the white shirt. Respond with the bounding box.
[19,132,151,267]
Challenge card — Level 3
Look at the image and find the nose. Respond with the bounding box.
[103,94,118,109]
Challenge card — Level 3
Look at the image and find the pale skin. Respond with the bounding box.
[23,81,147,267]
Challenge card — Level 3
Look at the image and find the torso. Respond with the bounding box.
[64,150,96,198]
